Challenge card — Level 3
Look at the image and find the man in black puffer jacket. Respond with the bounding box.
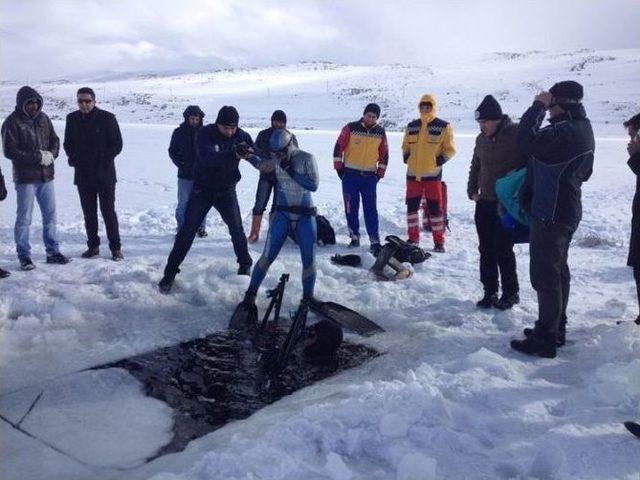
[511,81,595,358]
[64,87,124,261]
[1,85,69,270]
[168,105,207,236]
[159,106,260,292]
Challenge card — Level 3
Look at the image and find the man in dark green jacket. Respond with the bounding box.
[468,95,526,310]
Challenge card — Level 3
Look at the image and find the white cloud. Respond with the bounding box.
[1,0,638,80]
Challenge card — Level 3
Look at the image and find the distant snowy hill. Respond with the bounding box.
[1,48,638,135]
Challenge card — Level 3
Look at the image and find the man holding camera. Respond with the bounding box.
[159,106,258,292]
[511,81,594,358]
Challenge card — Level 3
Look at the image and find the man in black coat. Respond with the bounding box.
[0,165,9,278]
[168,105,208,236]
[1,85,69,270]
[247,110,298,243]
[511,81,595,358]
[63,87,124,261]
[624,113,640,325]
[159,106,258,293]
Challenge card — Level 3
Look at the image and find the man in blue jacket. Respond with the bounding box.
[511,81,594,358]
[159,106,257,293]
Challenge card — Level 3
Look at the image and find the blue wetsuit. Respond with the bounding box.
[246,146,319,298]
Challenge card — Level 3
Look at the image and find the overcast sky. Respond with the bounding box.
[1,0,638,81]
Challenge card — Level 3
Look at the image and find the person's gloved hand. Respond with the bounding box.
[278,155,293,173]
[40,150,54,166]
[436,155,447,167]
[235,142,253,159]
[336,168,345,180]
[0,174,7,201]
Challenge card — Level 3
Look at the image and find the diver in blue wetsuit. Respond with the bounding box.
[243,129,319,303]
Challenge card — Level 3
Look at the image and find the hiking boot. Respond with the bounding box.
[433,244,445,253]
[111,250,124,262]
[476,292,498,309]
[158,270,178,294]
[524,327,566,347]
[248,215,262,243]
[237,264,251,276]
[19,257,35,271]
[197,228,208,238]
[494,292,520,310]
[406,238,419,246]
[348,238,360,248]
[0,267,10,278]
[635,315,640,326]
[46,253,70,265]
[510,333,557,359]
[369,242,382,257]
[81,247,100,259]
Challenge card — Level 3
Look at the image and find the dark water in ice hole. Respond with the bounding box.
[96,327,379,459]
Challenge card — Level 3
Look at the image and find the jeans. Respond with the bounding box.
[164,187,251,275]
[78,183,121,251]
[252,172,276,216]
[341,171,379,243]
[14,181,59,259]
[176,178,206,231]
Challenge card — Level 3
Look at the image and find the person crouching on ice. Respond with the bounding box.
[242,129,319,305]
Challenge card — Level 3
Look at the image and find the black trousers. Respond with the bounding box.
[529,218,573,335]
[77,183,121,251]
[164,187,251,276]
[474,200,518,296]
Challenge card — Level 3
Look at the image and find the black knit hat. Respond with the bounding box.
[623,113,640,131]
[271,110,287,124]
[363,103,381,118]
[474,95,502,121]
[215,105,239,126]
[183,105,205,119]
[549,81,583,104]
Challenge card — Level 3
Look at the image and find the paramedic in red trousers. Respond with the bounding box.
[467,95,526,310]
[333,103,389,254]
[402,94,456,252]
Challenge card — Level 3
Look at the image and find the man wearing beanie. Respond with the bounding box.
[402,94,456,252]
[159,105,259,292]
[169,105,207,237]
[511,81,594,358]
[468,95,526,310]
[247,110,298,243]
[333,103,388,253]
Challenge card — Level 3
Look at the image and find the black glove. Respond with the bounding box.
[436,155,447,167]
[337,169,345,180]
[235,142,252,158]
[280,156,295,177]
[0,174,7,201]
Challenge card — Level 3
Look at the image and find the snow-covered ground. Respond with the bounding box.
[1,51,640,480]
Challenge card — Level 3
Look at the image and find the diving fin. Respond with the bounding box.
[308,300,384,336]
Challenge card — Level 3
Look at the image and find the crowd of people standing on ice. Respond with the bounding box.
[1,80,639,360]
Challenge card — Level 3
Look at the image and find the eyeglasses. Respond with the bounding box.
[77,99,94,104]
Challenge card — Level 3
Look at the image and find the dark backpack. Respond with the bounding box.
[316,215,336,245]
[385,235,431,264]
[288,214,336,245]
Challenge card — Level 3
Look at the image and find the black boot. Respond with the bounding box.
[511,332,557,359]
[0,267,10,278]
[158,268,179,294]
[494,292,520,310]
[523,326,565,347]
[81,247,100,259]
[476,292,498,309]
[237,264,251,276]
